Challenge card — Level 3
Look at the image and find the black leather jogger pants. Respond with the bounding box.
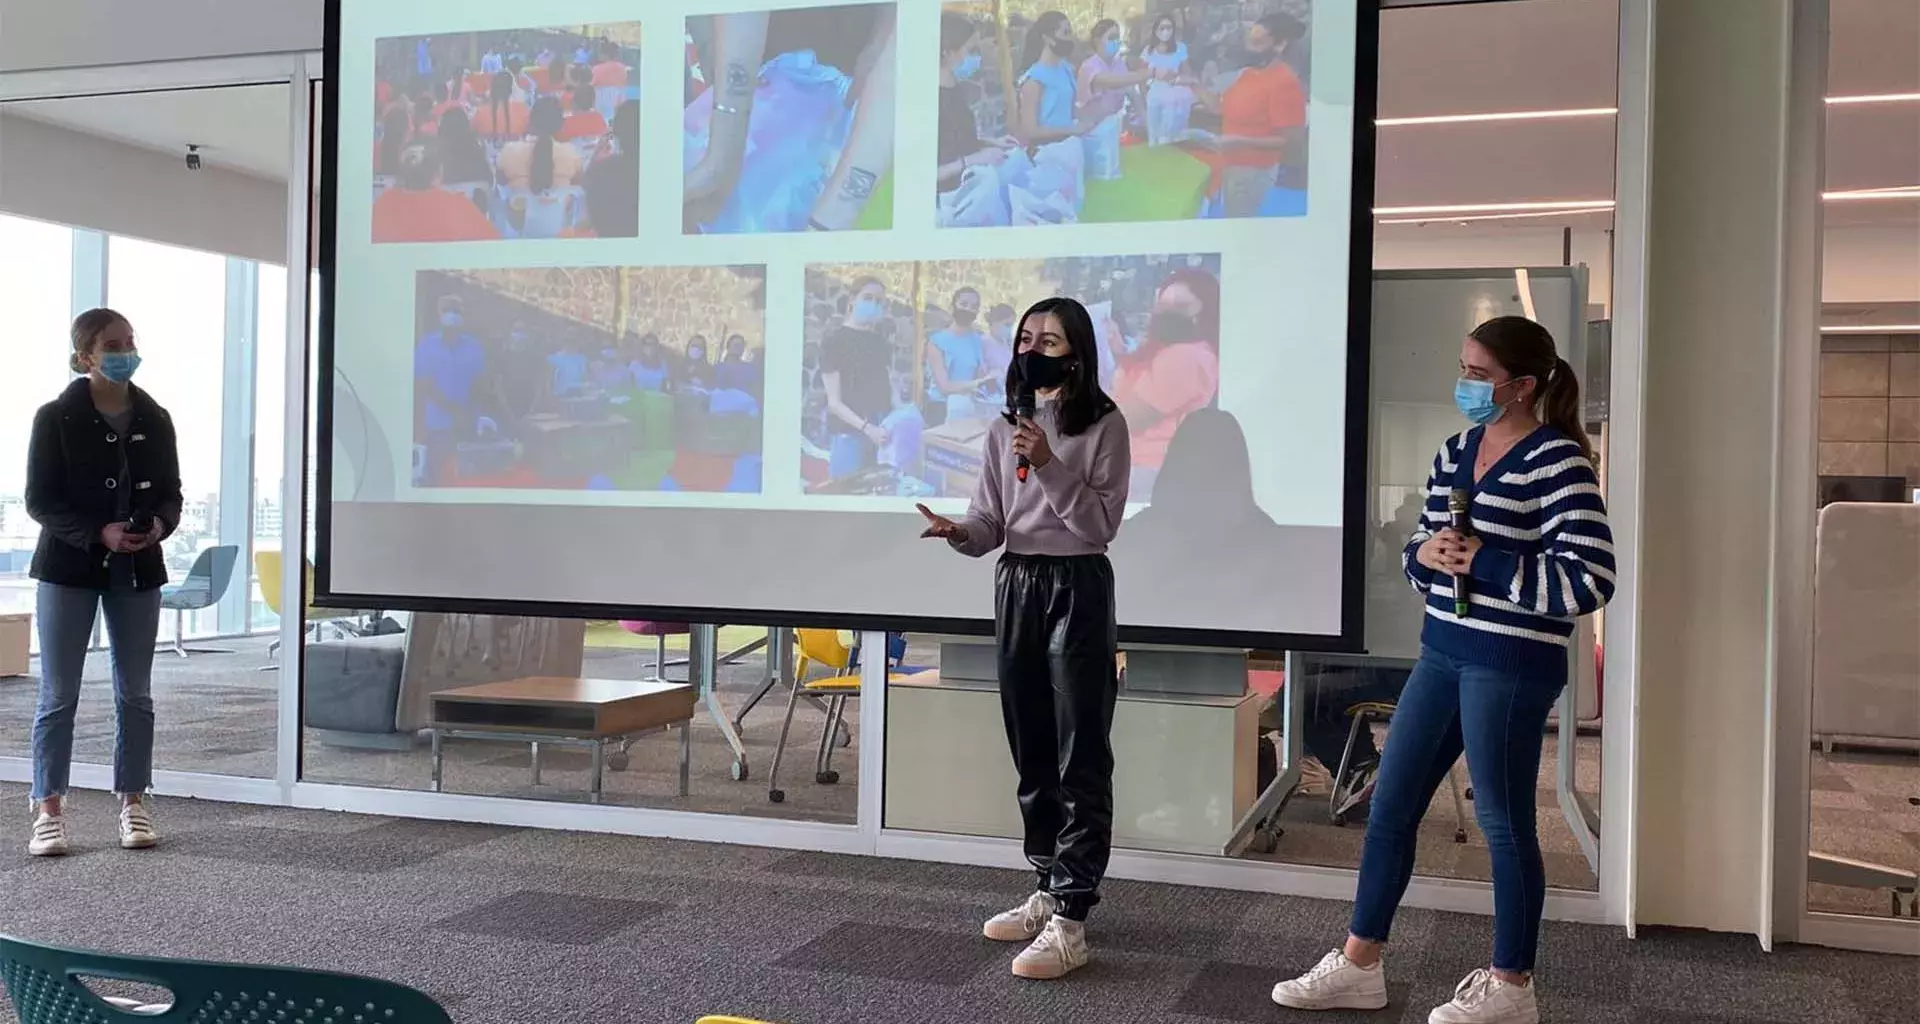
[995,552,1119,922]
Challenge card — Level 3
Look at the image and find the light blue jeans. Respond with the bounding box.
[31,581,162,801]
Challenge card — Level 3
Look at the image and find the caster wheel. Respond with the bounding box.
[816,770,841,785]
[1464,787,1475,801]
[1332,811,1349,828]
[1252,831,1278,855]
[769,789,786,804]
[1453,829,1468,844]
[606,752,630,772]
[730,759,750,782]
[834,724,853,749]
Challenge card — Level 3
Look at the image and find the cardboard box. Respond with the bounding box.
[0,613,29,678]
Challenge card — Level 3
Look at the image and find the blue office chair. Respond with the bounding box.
[0,934,451,1023]
[158,544,238,658]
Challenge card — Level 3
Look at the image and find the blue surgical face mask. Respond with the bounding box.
[1102,39,1121,59]
[853,298,884,324]
[1454,377,1507,425]
[441,312,463,328]
[99,352,142,384]
[954,53,982,80]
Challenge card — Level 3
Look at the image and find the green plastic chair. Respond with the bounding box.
[0,935,451,1023]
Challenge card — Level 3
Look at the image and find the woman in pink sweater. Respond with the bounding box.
[918,297,1131,982]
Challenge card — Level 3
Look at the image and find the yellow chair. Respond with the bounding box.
[696,1017,779,1024]
[768,629,881,804]
[255,550,366,668]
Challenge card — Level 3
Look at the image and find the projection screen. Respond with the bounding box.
[318,0,1376,648]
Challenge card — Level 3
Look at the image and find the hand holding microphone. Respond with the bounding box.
[1006,385,1052,482]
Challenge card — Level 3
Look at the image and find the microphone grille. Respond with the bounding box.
[1447,488,1471,512]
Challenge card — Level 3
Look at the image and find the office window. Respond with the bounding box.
[106,236,231,644]
[0,214,77,623]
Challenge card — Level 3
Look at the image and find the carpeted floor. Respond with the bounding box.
[0,787,1912,1024]
[0,632,1913,918]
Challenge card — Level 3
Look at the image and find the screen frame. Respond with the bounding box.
[312,0,1381,653]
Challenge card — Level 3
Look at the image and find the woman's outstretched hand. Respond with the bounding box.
[917,503,968,544]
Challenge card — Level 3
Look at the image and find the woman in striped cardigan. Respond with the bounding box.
[1273,316,1615,1024]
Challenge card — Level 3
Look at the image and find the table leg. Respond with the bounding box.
[430,730,444,793]
[731,628,789,733]
[693,623,750,777]
[590,739,604,804]
[679,721,692,798]
[531,741,543,787]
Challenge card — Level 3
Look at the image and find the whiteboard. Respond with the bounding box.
[1363,270,1594,721]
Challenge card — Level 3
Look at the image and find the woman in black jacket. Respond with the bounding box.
[24,308,182,857]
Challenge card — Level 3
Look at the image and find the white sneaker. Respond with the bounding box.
[1428,968,1538,1024]
[1010,916,1088,980]
[983,890,1058,942]
[118,798,159,850]
[28,811,69,857]
[1272,948,1390,1011]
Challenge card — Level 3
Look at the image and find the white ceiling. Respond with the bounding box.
[0,0,1911,216]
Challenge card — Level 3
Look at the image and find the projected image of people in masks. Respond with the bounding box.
[934,0,1311,228]
[684,3,899,234]
[800,253,1220,504]
[410,266,768,493]
[371,22,643,242]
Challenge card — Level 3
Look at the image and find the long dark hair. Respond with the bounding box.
[1149,14,1179,54]
[1468,315,1593,461]
[527,96,564,193]
[1021,11,1071,75]
[1007,296,1115,437]
[378,106,412,176]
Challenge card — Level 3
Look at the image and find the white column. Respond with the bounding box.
[1622,0,1826,939]
[217,257,260,636]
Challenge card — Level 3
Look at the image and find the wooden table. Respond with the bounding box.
[428,677,696,802]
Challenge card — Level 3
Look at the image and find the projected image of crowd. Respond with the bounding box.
[684,3,898,234]
[411,266,767,492]
[936,0,1311,226]
[800,253,1222,503]
[371,24,643,243]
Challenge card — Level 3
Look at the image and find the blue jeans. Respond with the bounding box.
[1349,647,1565,973]
[31,582,162,801]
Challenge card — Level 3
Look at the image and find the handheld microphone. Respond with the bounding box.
[1447,488,1473,617]
[1011,384,1036,483]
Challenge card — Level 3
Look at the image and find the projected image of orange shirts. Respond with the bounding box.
[1218,59,1305,168]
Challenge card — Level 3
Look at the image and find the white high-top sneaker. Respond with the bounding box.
[1271,948,1390,1011]
[983,890,1058,942]
[1010,916,1089,980]
[1428,968,1539,1024]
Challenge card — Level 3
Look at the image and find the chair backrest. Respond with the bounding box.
[253,550,284,617]
[189,544,241,603]
[519,190,570,239]
[794,628,850,672]
[0,934,452,1024]
[1812,501,1920,743]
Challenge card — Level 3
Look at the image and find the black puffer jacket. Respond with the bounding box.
[26,378,183,592]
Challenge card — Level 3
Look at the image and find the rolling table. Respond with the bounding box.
[428,677,696,802]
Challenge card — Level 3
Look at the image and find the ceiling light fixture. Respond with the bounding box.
[1377,207,1617,225]
[1822,186,1920,201]
[1824,92,1920,106]
[1373,200,1618,216]
[1821,324,1920,333]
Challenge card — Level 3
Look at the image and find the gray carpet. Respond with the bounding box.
[0,787,1912,1024]
[0,633,1914,917]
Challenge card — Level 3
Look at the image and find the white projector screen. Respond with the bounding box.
[318,0,1375,647]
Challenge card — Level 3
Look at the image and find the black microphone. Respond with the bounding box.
[1011,384,1036,483]
[1448,488,1473,618]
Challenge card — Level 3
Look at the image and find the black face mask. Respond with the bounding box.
[1019,351,1073,391]
[953,308,977,326]
[1150,311,1202,343]
[1246,48,1277,68]
[1050,37,1076,58]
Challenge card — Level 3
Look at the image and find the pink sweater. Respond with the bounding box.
[951,400,1131,558]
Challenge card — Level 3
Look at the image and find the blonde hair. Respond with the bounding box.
[69,308,131,375]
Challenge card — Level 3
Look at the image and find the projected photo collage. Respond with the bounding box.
[373,1,1317,500]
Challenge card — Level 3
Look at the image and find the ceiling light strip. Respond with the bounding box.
[1821,324,1920,334]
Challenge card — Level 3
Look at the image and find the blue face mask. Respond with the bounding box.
[441,312,463,329]
[853,298,884,324]
[954,53,982,80]
[1102,39,1121,59]
[1454,378,1508,425]
[99,352,142,384]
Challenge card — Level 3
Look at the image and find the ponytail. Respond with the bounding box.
[1541,356,1594,463]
